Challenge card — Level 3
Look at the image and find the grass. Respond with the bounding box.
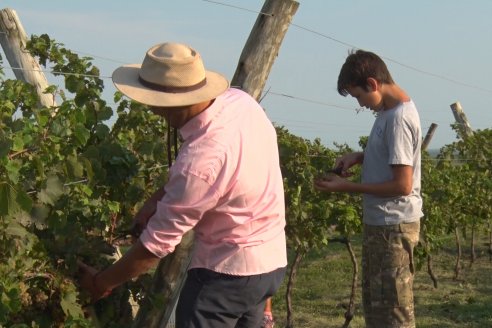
[270,234,492,328]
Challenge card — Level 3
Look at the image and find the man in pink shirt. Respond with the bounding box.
[78,42,287,328]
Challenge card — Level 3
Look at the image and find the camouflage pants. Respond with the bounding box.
[362,221,420,328]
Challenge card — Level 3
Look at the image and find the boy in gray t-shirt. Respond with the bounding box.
[314,50,423,328]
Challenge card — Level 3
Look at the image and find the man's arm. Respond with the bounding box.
[132,187,166,234]
[78,240,160,301]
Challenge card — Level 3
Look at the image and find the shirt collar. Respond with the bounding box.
[179,92,225,141]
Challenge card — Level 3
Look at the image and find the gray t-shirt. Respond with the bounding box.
[362,100,424,225]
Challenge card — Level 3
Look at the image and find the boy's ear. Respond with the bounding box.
[366,78,379,91]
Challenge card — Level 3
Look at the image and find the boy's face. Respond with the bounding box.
[346,84,384,112]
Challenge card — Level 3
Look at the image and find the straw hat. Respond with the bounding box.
[112,42,229,107]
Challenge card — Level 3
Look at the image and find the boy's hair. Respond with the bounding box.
[337,49,394,96]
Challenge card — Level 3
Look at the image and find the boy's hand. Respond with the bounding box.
[314,174,347,192]
[334,152,363,176]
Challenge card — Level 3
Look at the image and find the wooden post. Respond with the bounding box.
[422,123,438,151]
[132,231,194,328]
[131,1,300,327]
[231,0,299,101]
[0,8,55,107]
[450,101,473,140]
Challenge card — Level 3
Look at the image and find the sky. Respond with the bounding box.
[1,0,492,151]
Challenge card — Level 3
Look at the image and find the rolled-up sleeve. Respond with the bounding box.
[139,170,219,258]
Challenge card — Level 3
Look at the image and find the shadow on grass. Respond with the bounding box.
[417,296,492,328]
[275,234,492,328]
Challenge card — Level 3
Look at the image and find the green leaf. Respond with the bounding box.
[114,91,123,102]
[98,106,113,120]
[79,184,93,197]
[51,120,65,136]
[37,175,64,205]
[60,288,84,318]
[0,138,12,158]
[74,123,90,145]
[66,155,84,178]
[80,157,94,182]
[107,201,120,213]
[43,84,58,94]
[16,189,32,213]
[12,135,25,152]
[138,141,155,156]
[5,160,21,184]
[65,75,81,93]
[0,183,22,216]
[36,111,49,127]
[5,219,28,239]
[94,124,110,140]
[3,100,15,111]
[31,203,50,225]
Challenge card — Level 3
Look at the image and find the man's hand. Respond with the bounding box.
[77,260,112,303]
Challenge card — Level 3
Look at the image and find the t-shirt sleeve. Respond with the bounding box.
[387,115,417,166]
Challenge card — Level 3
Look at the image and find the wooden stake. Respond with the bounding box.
[450,101,473,140]
[422,123,438,151]
[231,0,299,101]
[0,8,56,107]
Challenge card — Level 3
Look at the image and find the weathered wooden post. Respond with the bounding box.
[231,0,299,101]
[420,122,440,288]
[422,123,438,151]
[449,101,474,280]
[0,8,56,107]
[132,231,194,328]
[450,101,473,139]
[132,1,299,327]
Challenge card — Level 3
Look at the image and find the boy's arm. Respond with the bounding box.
[314,164,413,197]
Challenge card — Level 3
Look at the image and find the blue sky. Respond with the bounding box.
[2,0,491,150]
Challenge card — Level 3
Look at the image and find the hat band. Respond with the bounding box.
[139,76,207,93]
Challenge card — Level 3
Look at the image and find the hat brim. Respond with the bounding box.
[112,64,230,107]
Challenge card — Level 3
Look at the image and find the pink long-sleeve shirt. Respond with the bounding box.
[140,88,287,275]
